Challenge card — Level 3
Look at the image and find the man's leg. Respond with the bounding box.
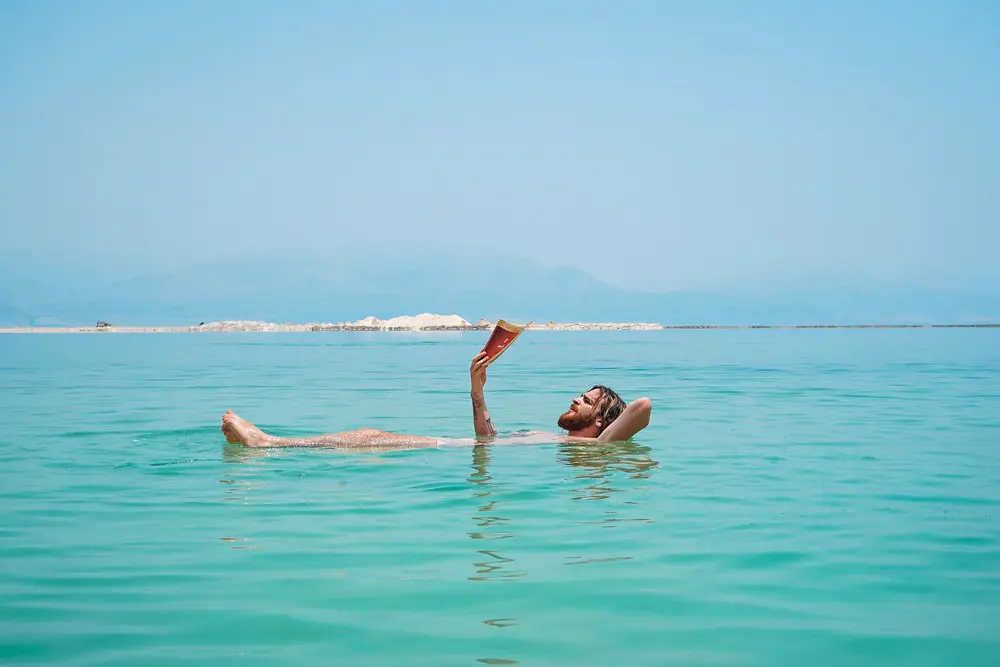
[220,411,438,450]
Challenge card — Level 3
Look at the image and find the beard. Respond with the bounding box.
[557,409,592,431]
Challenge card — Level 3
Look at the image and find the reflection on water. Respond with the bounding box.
[219,536,259,550]
[221,443,281,464]
[216,446,267,549]
[466,441,658,581]
[219,444,270,504]
[558,439,659,476]
[463,441,656,667]
[467,446,525,581]
[558,440,659,501]
[564,555,633,566]
[469,549,525,582]
[469,444,492,488]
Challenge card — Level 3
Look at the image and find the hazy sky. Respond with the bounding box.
[1,0,997,292]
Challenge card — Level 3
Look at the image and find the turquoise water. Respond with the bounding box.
[1,330,998,666]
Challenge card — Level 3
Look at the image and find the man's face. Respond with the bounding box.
[557,388,604,432]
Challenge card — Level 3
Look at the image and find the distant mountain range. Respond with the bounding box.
[1,249,997,326]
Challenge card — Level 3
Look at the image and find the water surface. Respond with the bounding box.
[1,330,998,666]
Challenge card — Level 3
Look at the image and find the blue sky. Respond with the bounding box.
[1,0,997,293]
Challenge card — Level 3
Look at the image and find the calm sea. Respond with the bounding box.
[1,330,998,666]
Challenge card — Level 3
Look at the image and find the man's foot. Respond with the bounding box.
[221,410,272,447]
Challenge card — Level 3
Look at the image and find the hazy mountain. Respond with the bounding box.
[0,249,997,326]
[0,301,30,326]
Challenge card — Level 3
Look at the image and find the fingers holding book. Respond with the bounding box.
[470,351,489,392]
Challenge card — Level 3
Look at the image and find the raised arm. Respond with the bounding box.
[470,352,497,440]
[598,397,652,443]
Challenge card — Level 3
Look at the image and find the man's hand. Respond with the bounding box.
[470,351,496,439]
[470,351,489,395]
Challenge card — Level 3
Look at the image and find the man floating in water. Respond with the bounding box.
[221,351,652,449]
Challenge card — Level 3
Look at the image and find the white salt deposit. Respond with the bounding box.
[349,313,472,329]
[192,314,475,332]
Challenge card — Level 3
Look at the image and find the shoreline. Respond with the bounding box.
[0,321,998,334]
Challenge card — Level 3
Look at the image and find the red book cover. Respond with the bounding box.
[481,320,524,367]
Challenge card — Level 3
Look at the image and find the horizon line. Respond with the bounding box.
[2,322,999,334]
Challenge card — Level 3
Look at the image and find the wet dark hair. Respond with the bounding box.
[591,385,626,433]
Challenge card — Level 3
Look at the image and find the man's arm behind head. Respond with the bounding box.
[598,397,653,443]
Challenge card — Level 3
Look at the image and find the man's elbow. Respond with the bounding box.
[632,397,652,427]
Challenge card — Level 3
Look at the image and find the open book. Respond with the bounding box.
[480,320,525,367]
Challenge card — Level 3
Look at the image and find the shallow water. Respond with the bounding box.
[1,330,998,666]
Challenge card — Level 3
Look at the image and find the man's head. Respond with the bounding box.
[557,385,627,436]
